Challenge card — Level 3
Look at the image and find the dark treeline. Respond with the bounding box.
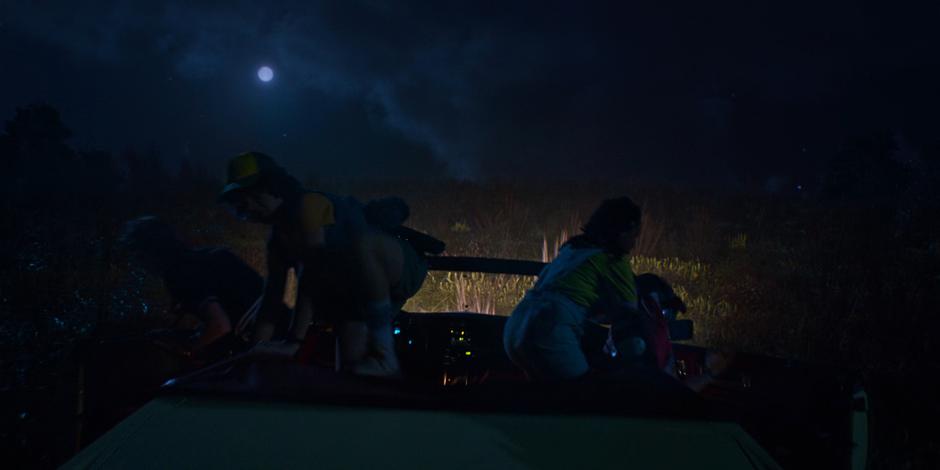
[1,104,221,330]
[0,104,248,466]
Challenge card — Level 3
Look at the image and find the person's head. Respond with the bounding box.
[222,188,284,223]
[119,216,188,273]
[218,151,302,223]
[581,196,642,255]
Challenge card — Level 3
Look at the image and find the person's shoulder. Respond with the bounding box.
[607,254,635,278]
[301,191,332,207]
[299,192,335,228]
[554,245,604,269]
[581,248,611,262]
[579,250,631,275]
[193,246,233,260]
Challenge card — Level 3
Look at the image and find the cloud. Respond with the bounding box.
[7,1,940,180]
[8,1,614,178]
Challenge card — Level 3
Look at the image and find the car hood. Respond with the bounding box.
[65,394,780,469]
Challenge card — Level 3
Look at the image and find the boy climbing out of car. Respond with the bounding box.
[120,216,263,358]
[219,151,431,377]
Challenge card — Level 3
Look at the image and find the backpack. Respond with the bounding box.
[362,196,446,256]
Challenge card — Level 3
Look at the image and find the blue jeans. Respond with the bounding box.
[503,290,590,380]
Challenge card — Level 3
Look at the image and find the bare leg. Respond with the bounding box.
[342,232,405,376]
[354,232,404,303]
[292,291,315,342]
[338,321,369,370]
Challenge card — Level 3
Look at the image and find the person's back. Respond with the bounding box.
[85,218,264,422]
[120,216,263,354]
[163,246,263,341]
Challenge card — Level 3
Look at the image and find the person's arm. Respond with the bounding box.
[588,258,639,324]
[608,256,639,320]
[286,235,325,343]
[192,299,232,350]
[297,193,331,260]
[289,290,314,343]
[252,239,290,342]
[286,194,334,342]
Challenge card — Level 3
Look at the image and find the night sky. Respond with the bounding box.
[2,1,939,183]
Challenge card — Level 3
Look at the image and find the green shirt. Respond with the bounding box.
[544,247,637,309]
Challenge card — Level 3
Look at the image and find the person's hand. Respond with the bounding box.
[704,351,734,377]
[151,338,194,358]
[682,351,736,392]
[251,340,301,358]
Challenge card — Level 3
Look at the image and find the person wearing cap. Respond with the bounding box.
[119,216,264,357]
[219,151,426,377]
[503,197,643,381]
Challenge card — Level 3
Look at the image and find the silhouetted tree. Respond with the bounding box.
[121,146,171,205]
[177,158,194,183]
[175,158,212,189]
[895,140,940,246]
[2,104,73,162]
[77,149,122,199]
[921,140,940,175]
[1,104,79,196]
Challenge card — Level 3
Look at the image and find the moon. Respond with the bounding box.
[257,66,274,82]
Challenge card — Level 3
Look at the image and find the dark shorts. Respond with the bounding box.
[503,290,591,380]
[299,236,427,322]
